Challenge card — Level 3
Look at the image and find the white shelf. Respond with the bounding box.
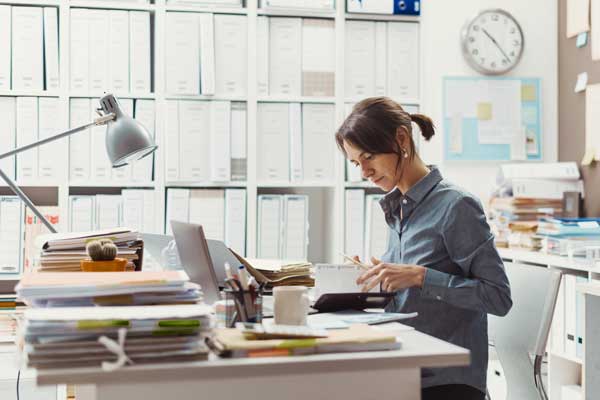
[344,12,419,22]
[164,94,247,101]
[0,0,59,5]
[69,92,156,99]
[550,350,583,365]
[498,248,596,273]
[68,182,157,188]
[257,7,335,19]
[257,182,336,188]
[164,4,247,14]
[344,181,378,188]
[165,181,247,188]
[0,90,60,97]
[257,96,336,103]
[345,97,421,105]
[69,0,155,11]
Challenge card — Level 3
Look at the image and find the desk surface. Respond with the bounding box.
[36,330,469,386]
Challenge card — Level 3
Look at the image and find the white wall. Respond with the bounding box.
[419,0,558,206]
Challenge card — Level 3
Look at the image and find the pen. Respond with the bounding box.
[238,265,250,290]
[339,252,371,270]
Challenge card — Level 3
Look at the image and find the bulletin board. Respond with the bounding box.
[443,76,542,161]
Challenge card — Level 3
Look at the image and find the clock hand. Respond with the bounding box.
[482,28,511,64]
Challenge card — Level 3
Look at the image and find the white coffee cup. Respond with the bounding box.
[273,286,310,326]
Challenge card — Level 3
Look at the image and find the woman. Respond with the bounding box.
[335,97,512,400]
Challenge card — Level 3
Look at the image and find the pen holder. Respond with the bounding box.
[223,283,265,328]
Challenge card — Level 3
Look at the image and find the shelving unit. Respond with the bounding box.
[498,248,597,400]
[0,0,422,280]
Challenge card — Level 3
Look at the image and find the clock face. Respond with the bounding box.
[461,9,524,75]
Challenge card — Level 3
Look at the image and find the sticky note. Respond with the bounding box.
[577,32,588,48]
[575,72,588,93]
[581,148,595,166]
[476,102,492,120]
[521,85,537,101]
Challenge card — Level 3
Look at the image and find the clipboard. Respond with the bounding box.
[312,292,395,313]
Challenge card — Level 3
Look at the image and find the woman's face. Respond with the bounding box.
[343,140,402,192]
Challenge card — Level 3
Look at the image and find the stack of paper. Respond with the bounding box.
[15,271,202,308]
[235,257,314,288]
[208,324,400,358]
[34,228,144,272]
[0,294,24,343]
[22,305,213,369]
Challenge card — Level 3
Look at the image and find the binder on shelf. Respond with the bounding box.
[69,99,92,181]
[374,22,387,96]
[302,103,335,181]
[109,10,130,92]
[387,22,419,99]
[261,0,335,11]
[129,11,151,93]
[564,274,577,358]
[576,276,586,359]
[23,206,59,273]
[0,97,16,180]
[199,13,215,95]
[165,100,180,181]
[365,194,388,261]
[69,196,95,233]
[210,101,232,182]
[214,14,247,96]
[166,188,190,235]
[0,6,10,90]
[347,0,421,16]
[345,21,376,98]
[289,102,303,182]
[0,197,23,274]
[225,189,247,256]
[95,195,122,230]
[230,102,247,181]
[257,16,269,96]
[43,7,59,91]
[88,10,110,92]
[91,105,111,182]
[16,97,38,183]
[132,99,155,183]
[165,12,200,94]
[180,100,210,182]
[345,189,365,261]
[301,19,335,97]
[257,195,282,259]
[282,195,309,260]
[257,103,289,182]
[38,97,66,181]
[12,6,44,91]
[189,189,225,241]
[269,17,302,96]
[70,8,90,91]
[123,189,156,234]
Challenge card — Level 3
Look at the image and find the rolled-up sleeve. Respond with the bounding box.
[420,195,513,316]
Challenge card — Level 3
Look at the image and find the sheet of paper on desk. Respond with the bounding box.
[308,310,417,330]
[314,264,376,298]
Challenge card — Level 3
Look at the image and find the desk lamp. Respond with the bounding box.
[0,94,157,233]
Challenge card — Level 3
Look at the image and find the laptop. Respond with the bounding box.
[170,221,222,305]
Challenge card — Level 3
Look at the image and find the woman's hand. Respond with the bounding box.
[356,257,427,292]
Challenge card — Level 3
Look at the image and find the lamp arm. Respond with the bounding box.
[0,168,57,233]
[0,113,115,161]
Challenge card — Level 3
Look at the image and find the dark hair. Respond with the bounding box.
[335,97,435,161]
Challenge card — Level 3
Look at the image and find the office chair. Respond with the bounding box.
[487,262,562,400]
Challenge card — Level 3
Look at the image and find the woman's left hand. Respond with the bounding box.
[356,257,427,292]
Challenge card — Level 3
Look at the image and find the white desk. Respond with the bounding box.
[35,330,469,400]
[577,283,600,400]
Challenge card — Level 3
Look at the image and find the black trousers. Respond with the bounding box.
[422,384,486,400]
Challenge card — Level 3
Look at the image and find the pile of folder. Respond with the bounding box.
[21,304,213,369]
[239,258,314,288]
[208,324,400,358]
[0,294,24,343]
[34,228,144,272]
[15,271,203,308]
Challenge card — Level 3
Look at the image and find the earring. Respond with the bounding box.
[401,148,408,158]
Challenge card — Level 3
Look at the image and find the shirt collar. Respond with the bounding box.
[379,166,443,211]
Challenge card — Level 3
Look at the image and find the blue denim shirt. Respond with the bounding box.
[379,167,512,393]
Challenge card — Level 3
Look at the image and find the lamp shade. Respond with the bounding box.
[99,94,158,168]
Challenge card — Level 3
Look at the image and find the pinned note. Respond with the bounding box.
[581,148,596,165]
[575,72,588,92]
[521,85,537,101]
[577,32,588,47]
[476,102,492,120]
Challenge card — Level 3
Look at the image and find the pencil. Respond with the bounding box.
[339,253,371,270]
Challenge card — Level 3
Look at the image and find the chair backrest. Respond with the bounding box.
[488,261,562,400]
